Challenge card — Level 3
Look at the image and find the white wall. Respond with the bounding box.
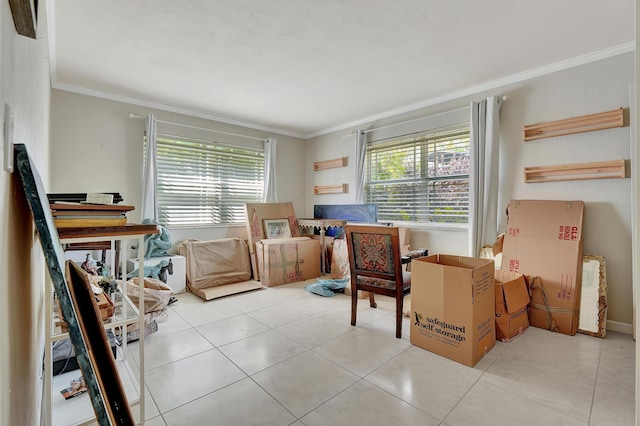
[50,90,307,251]
[0,3,51,426]
[306,52,634,327]
[499,53,633,329]
[50,53,634,328]
[0,8,633,422]
[305,105,472,255]
[634,2,639,420]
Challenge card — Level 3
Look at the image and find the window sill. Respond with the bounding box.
[381,221,468,232]
[166,223,246,230]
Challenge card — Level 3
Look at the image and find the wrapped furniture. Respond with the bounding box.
[177,238,261,300]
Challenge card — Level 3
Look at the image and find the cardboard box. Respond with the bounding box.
[410,254,495,367]
[249,251,260,280]
[501,200,584,335]
[398,227,411,246]
[256,237,321,287]
[244,202,300,279]
[330,239,350,280]
[494,270,530,342]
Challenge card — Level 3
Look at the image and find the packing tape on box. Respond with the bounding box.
[529,276,579,333]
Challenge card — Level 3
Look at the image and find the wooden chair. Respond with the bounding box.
[345,224,411,338]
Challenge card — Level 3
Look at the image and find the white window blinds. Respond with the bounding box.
[155,135,264,227]
[365,126,470,224]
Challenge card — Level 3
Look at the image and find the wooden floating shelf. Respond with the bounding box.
[314,184,347,195]
[523,108,623,141]
[314,157,347,171]
[524,160,626,183]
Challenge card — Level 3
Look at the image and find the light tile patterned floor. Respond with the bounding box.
[123,277,635,425]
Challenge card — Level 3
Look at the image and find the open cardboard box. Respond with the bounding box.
[410,254,495,367]
[494,270,530,342]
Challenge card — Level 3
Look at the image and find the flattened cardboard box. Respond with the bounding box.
[494,270,530,342]
[410,255,495,367]
[256,237,321,287]
[244,202,300,249]
[501,200,584,335]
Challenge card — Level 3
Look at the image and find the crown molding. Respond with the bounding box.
[47,32,634,141]
[50,81,307,139]
[303,41,635,139]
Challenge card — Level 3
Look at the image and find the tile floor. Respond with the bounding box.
[122,277,635,426]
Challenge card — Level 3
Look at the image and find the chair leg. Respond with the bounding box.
[396,294,404,338]
[369,292,377,308]
[351,287,358,327]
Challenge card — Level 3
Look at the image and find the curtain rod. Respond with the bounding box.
[342,95,507,138]
[129,113,266,142]
[156,132,262,152]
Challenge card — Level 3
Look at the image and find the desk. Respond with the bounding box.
[297,218,347,273]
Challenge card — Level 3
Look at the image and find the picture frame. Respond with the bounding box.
[263,218,292,239]
[15,143,133,424]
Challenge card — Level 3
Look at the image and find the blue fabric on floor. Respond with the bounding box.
[304,278,349,297]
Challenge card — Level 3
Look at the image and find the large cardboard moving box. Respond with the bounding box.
[410,255,495,367]
[256,237,321,287]
[501,200,584,335]
[245,202,300,279]
[494,270,530,342]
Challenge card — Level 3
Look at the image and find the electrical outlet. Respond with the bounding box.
[4,103,14,173]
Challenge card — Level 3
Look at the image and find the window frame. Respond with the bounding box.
[363,123,471,227]
[151,132,265,229]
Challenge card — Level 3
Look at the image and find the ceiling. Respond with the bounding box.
[49,1,635,138]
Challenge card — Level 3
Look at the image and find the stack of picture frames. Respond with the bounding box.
[15,143,134,425]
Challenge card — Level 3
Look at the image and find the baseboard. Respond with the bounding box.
[606,320,633,335]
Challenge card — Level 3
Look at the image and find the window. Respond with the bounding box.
[365,125,470,224]
[154,135,264,227]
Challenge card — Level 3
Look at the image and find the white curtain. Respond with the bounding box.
[354,130,366,203]
[263,137,278,202]
[141,114,158,221]
[469,96,503,257]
